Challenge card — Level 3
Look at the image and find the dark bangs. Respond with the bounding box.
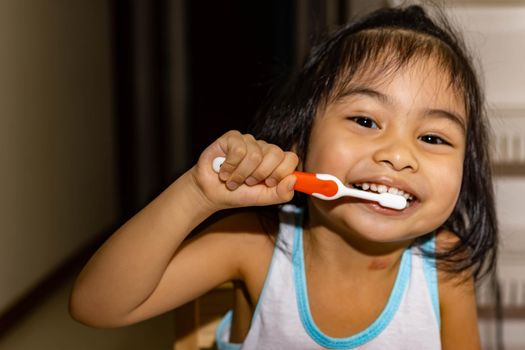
[326,28,469,109]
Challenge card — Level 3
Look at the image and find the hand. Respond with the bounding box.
[192,130,299,210]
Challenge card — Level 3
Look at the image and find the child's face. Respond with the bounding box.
[305,58,467,244]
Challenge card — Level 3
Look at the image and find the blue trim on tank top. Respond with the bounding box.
[215,310,242,350]
[292,211,412,349]
[420,233,441,326]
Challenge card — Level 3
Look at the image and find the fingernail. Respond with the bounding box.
[265,178,277,187]
[226,181,239,190]
[245,176,258,186]
[288,178,296,191]
[219,171,230,181]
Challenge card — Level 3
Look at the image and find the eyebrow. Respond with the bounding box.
[337,85,467,134]
[423,109,467,134]
[337,86,393,106]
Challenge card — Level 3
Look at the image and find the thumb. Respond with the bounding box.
[274,174,297,203]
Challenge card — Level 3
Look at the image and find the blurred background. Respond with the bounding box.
[0,0,523,349]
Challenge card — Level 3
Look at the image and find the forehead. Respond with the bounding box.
[327,54,467,118]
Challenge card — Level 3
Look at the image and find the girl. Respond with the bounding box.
[70,5,497,349]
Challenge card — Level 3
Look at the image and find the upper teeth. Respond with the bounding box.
[356,183,414,201]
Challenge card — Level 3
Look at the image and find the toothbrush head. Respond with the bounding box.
[377,192,407,210]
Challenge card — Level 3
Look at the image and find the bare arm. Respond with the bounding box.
[439,271,480,349]
[69,131,298,327]
[437,232,481,349]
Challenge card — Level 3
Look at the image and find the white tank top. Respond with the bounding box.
[216,205,441,349]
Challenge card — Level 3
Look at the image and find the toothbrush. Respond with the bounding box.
[212,157,407,210]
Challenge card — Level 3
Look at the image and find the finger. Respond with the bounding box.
[245,143,285,186]
[274,174,297,202]
[255,173,296,205]
[217,131,248,181]
[265,151,299,187]
[226,135,263,190]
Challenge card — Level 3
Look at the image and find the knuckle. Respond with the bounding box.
[231,146,246,158]
[268,144,283,156]
[225,130,241,138]
[248,151,263,163]
[244,133,256,141]
[286,151,299,164]
[257,139,268,147]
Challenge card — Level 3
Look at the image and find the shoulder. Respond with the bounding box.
[434,229,473,287]
[434,229,474,296]
[434,230,481,349]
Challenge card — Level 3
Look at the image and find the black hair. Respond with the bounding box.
[250,5,498,281]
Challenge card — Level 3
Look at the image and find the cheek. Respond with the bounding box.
[305,140,357,174]
[305,131,334,171]
[430,161,463,214]
[305,124,363,173]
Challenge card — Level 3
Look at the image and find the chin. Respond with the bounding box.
[352,227,412,244]
[339,214,426,245]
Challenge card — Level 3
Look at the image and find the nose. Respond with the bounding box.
[372,138,419,172]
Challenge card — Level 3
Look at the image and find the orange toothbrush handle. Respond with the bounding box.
[292,171,338,197]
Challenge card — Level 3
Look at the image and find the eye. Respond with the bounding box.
[419,134,451,146]
[349,116,379,129]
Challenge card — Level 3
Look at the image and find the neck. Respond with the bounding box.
[303,213,412,278]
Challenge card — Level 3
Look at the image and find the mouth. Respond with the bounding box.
[351,182,417,208]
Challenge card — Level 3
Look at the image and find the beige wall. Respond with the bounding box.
[0,0,117,313]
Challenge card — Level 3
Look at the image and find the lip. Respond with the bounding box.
[357,197,421,216]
